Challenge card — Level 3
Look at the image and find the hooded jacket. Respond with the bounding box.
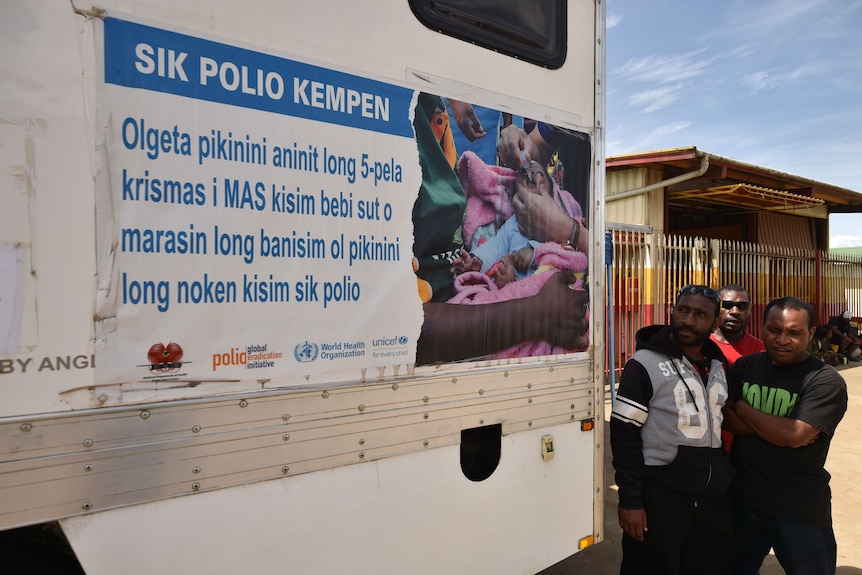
[611,325,734,509]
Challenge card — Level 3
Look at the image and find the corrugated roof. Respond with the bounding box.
[668,183,825,213]
[607,146,862,213]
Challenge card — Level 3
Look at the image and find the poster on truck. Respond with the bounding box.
[96,16,592,386]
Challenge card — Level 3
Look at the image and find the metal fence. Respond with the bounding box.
[607,229,862,374]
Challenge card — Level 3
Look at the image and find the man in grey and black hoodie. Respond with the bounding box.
[611,285,735,575]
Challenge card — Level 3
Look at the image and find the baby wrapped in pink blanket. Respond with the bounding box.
[448,151,590,358]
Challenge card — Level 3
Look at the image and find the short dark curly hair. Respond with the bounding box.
[763,297,814,329]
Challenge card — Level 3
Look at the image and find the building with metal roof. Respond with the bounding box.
[606,146,862,250]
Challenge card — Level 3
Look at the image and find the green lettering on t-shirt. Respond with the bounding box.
[772,388,797,417]
[740,381,798,417]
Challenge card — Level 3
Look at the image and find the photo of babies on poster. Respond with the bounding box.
[411,93,592,365]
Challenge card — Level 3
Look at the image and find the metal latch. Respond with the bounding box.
[541,434,555,461]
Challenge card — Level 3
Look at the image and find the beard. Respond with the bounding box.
[671,321,712,348]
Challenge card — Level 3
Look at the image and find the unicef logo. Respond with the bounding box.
[294,341,319,363]
[398,336,408,345]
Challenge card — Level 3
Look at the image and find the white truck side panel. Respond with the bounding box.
[1,1,606,573]
[62,423,593,575]
[1,2,98,415]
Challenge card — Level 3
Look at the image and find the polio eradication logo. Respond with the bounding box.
[212,344,284,371]
[294,341,319,363]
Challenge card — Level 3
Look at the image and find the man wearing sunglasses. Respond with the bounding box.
[710,284,765,365]
[710,285,766,456]
[611,284,734,575]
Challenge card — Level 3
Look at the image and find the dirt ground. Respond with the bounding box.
[540,363,862,575]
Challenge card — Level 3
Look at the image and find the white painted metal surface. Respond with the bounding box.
[2,364,596,530]
[62,422,596,575]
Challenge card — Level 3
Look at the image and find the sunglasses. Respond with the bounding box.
[721,300,752,311]
[677,284,720,302]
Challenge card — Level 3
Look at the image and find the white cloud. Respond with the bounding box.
[719,0,833,40]
[617,50,712,84]
[607,13,622,29]
[628,83,683,113]
[739,71,777,94]
[651,121,691,138]
[740,65,817,94]
[830,234,862,248]
[830,214,862,248]
[607,121,691,155]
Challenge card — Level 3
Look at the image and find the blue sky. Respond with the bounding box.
[605,0,862,247]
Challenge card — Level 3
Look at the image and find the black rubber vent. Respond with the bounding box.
[460,423,502,481]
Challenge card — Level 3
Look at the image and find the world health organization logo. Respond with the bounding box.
[294,341,319,363]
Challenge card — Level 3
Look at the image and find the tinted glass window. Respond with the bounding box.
[409,0,567,68]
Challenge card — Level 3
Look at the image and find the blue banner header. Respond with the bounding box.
[104,18,415,138]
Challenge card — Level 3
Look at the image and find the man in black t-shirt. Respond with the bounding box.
[724,297,847,575]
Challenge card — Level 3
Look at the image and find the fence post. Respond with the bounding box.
[710,239,721,289]
[646,232,659,324]
[691,237,708,287]
[606,231,616,406]
[815,249,825,325]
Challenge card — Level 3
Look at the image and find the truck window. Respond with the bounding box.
[408,0,567,68]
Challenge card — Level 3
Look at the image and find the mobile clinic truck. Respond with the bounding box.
[0,1,606,572]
